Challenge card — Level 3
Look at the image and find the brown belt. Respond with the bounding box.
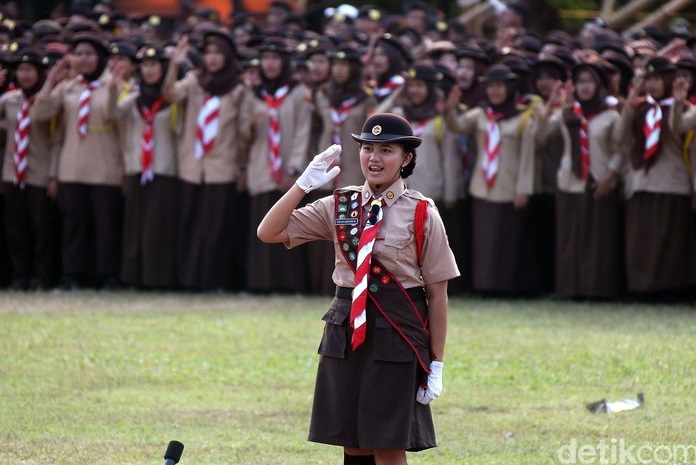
[335,285,426,302]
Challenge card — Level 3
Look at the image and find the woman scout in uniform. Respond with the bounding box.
[258,113,460,465]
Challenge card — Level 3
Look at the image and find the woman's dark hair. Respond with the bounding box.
[198,35,240,96]
[328,59,366,107]
[400,145,417,178]
[376,40,409,84]
[255,50,294,98]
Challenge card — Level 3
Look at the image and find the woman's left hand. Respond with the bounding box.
[416,361,444,405]
[594,171,615,199]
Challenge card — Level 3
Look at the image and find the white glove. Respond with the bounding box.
[296,144,342,193]
[416,361,443,405]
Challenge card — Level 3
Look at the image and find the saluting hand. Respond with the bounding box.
[296,145,342,193]
[444,86,461,112]
[47,57,70,86]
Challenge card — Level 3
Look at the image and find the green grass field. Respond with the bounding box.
[1,291,695,465]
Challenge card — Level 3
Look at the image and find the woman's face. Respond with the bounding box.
[486,80,508,105]
[261,51,283,80]
[331,59,351,85]
[574,70,597,102]
[644,74,665,99]
[437,52,457,74]
[360,141,412,190]
[140,59,163,85]
[308,53,330,84]
[456,57,476,89]
[372,46,389,76]
[74,42,99,76]
[15,62,39,90]
[535,70,557,100]
[406,78,428,106]
[203,42,225,74]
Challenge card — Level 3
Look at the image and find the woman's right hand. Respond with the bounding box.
[673,76,690,102]
[171,36,189,65]
[47,57,70,86]
[444,86,461,111]
[296,145,342,193]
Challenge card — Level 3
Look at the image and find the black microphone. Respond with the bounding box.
[164,440,184,465]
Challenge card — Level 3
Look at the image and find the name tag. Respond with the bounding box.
[335,218,359,226]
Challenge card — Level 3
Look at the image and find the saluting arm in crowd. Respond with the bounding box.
[670,76,696,209]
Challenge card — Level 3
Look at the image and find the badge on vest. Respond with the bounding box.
[335,217,359,226]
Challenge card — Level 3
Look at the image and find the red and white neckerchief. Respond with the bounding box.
[77,79,101,139]
[483,107,504,189]
[372,74,405,99]
[263,85,290,183]
[13,96,34,189]
[411,118,431,138]
[330,96,358,145]
[350,197,384,350]
[643,95,674,162]
[195,94,221,160]
[572,102,592,181]
[139,97,164,185]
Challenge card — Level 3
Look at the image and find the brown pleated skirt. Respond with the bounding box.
[555,189,624,298]
[527,193,556,293]
[247,191,308,293]
[625,192,696,293]
[177,180,248,291]
[308,294,436,451]
[121,175,179,289]
[471,198,542,293]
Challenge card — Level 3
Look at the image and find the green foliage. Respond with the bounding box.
[1,292,695,464]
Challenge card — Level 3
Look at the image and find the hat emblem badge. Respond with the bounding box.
[372,125,382,135]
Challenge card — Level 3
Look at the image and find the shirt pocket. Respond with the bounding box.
[317,298,350,359]
[372,315,414,363]
[381,232,415,275]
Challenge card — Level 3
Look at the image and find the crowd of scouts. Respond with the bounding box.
[1,0,696,299]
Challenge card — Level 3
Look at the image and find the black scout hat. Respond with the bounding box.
[644,56,676,76]
[110,40,137,60]
[14,48,50,67]
[136,45,168,62]
[479,64,517,83]
[72,32,109,56]
[330,45,362,62]
[406,64,443,82]
[351,113,422,147]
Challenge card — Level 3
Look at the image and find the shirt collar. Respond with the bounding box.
[360,179,406,208]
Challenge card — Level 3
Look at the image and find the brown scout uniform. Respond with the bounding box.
[33,72,124,282]
[163,72,247,291]
[239,83,312,293]
[445,106,540,293]
[116,92,180,289]
[284,179,459,451]
[537,108,625,297]
[1,89,61,286]
[618,102,696,292]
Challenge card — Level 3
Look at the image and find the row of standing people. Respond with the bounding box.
[2,24,696,298]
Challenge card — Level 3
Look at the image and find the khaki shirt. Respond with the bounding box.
[315,91,375,188]
[239,84,312,195]
[116,93,178,177]
[536,108,623,193]
[1,89,57,187]
[163,72,245,184]
[445,106,535,201]
[33,72,123,186]
[285,179,460,288]
[619,103,694,197]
